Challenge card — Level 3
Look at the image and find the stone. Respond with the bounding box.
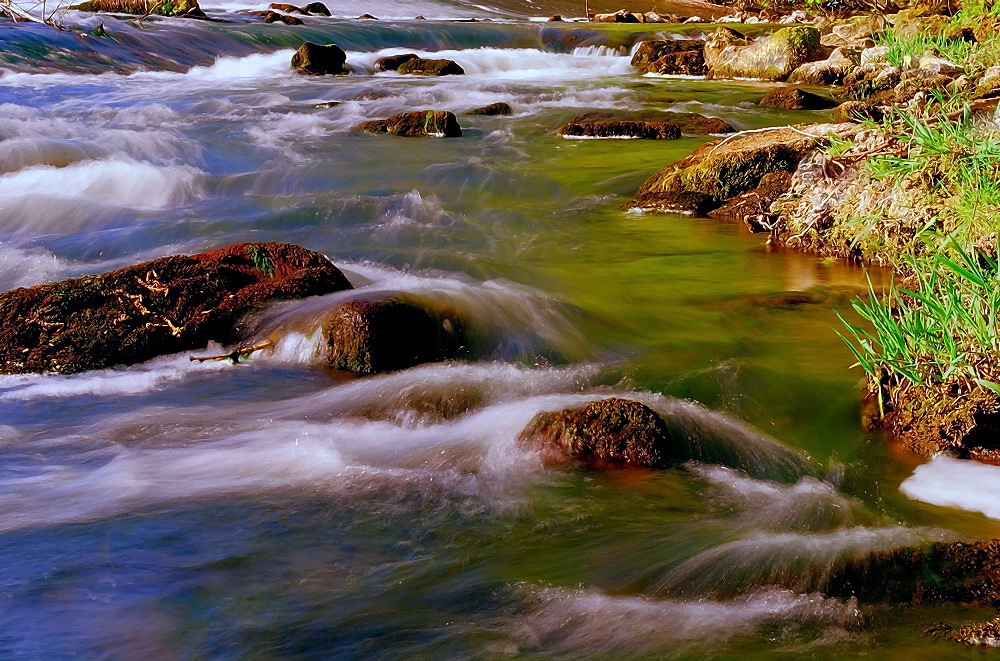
[843,62,900,99]
[548,14,563,21]
[860,45,890,65]
[472,102,513,115]
[822,14,887,48]
[917,54,964,76]
[0,243,353,375]
[705,25,824,81]
[374,53,418,71]
[787,47,859,85]
[630,39,706,76]
[357,13,378,19]
[325,295,467,375]
[592,9,640,22]
[517,397,679,469]
[973,65,1000,99]
[356,110,463,137]
[263,10,303,24]
[301,1,329,14]
[396,58,465,76]
[832,100,885,123]
[558,118,682,140]
[290,42,347,75]
[68,0,199,15]
[268,2,304,13]
[708,170,792,232]
[661,112,735,134]
[759,87,837,110]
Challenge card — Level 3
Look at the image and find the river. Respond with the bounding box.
[1,3,997,658]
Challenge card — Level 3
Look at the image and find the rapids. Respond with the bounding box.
[0,2,996,658]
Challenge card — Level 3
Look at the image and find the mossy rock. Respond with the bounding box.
[290,42,347,75]
[0,243,353,375]
[706,25,823,82]
[558,117,681,140]
[356,110,462,137]
[759,87,837,110]
[787,48,858,86]
[375,53,418,72]
[630,39,706,76]
[396,58,464,76]
[472,102,513,116]
[517,397,679,469]
[324,295,467,375]
[68,0,199,16]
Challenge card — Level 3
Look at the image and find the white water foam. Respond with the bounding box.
[900,454,1000,519]
[0,243,67,292]
[511,584,861,656]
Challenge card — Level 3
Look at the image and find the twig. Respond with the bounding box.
[190,340,272,364]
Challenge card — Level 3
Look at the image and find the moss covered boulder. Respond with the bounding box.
[356,110,462,137]
[759,87,837,110]
[633,123,850,214]
[396,58,465,76]
[708,170,792,232]
[630,39,706,76]
[558,117,681,140]
[291,42,347,75]
[787,47,859,86]
[517,397,678,469]
[705,25,824,82]
[375,53,418,72]
[0,243,352,375]
[472,102,513,116]
[68,0,200,16]
[325,295,467,375]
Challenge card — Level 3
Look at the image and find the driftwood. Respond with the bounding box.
[190,341,272,364]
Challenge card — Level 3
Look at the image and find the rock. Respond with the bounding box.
[918,54,964,76]
[708,170,792,231]
[290,42,347,75]
[325,295,466,375]
[821,14,886,48]
[860,45,890,65]
[630,39,706,76]
[787,47,859,85]
[517,397,678,469]
[973,65,1000,99]
[759,87,837,110]
[268,2,304,13]
[357,13,378,19]
[632,123,848,214]
[301,1,329,14]
[705,25,824,81]
[592,9,640,22]
[374,53,418,71]
[68,0,199,15]
[472,102,513,115]
[894,68,954,103]
[662,112,735,134]
[548,14,563,21]
[0,243,352,375]
[558,118,682,140]
[929,617,1000,647]
[832,100,885,123]
[356,110,463,137]
[396,58,465,76]
[263,10,303,24]
[843,62,900,99]
[563,110,731,136]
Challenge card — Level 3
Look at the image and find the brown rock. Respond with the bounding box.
[375,53,418,71]
[630,39,706,76]
[263,10,303,24]
[472,102,513,115]
[708,170,792,232]
[396,58,465,76]
[705,25,824,82]
[0,243,353,375]
[356,110,463,137]
[558,118,681,140]
[290,42,347,75]
[759,87,837,110]
[301,1,329,14]
[517,397,678,469]
[268,2,304,13]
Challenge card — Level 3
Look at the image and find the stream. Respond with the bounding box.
[1,3,998,658]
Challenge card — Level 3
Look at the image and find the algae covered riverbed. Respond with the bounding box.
[1,7,998,658]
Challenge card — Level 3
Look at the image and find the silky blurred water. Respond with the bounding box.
[0,6,996,659]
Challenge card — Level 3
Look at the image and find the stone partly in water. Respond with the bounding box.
[375,53,418,71]
[301,1,329,14]
[356,110,463,137]
[290,42,347,75]
[396,58,465,76]
[630,39,706,76]
[262,11,303,24]
[325,295,467,375]
[633,123,850,214]
[472,102,514,115]
[659,112,735,135]
[0,243,353,375]
[708,170,792,232]
[69,0,200,15]
[787,47,859,86]
[758,87,837,110]
[268,2,305,13]
[566,110,731,136]
[517,397,678,469]
[558,117,682,140]
[705,25,824,82]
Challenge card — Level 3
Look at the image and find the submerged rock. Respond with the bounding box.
[630,39,706,76]
[396,58,465,76]
[325,295,467,375]
[472,102,514,115]
[759,87,837,110]
[375,53,418,71]
[517,397,678,469]
[291,42,347,75]
[0,243,352,375]
[356,110,463,137]
[658,112,734,135]
[705,25,824,82]
[558,117,681,140]
[565,110,730,136]
[633,123,849,214]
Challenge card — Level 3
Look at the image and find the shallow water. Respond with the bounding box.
[0,3,997,658]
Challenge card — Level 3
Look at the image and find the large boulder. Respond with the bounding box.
[517,397,679,469]
[0,243,352,375]
[820,14,886,48]
[301,1,329,14]
[356,110,463,137]
[263,11,303,24]
[291,42,347,75]
[375,53,418,72]
[324,295,467,374]
[558,118,681,140]
[633,123,849,214]
[567,110,731,136]
[396,58,465,76]
[268,2,305,13]
[758,87,837,110]
[630,39,706,76]
[705,25,824,82]
[787,47,859,86]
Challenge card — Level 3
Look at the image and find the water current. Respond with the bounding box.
[1,2,997,658]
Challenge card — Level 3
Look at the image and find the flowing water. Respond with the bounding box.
[1,3,997,658]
